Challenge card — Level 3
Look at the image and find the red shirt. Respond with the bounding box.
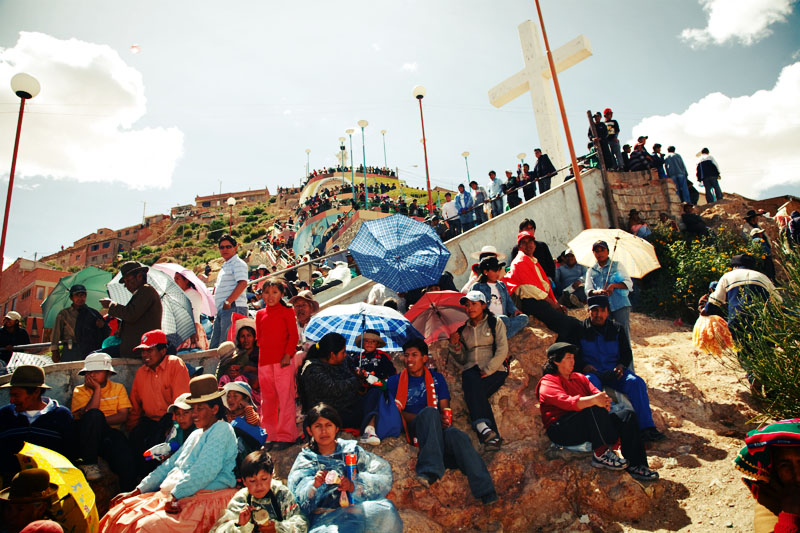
[255,303,299,365]
[503,253,556,303]
[537,372,600,430]
[127,355,190,431]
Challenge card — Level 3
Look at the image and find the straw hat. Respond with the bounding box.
[184,375,225,404]
[0,469,58,503]
[470,245,507,261]
[0,365,50,389]
[289,290,320,313]
[353,329,386,348]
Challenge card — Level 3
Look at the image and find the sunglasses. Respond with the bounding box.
[219,244,234,250]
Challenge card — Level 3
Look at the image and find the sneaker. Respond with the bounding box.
[359,428,380,446]
[591,449,628,471]
[641,428,667,442]
[627,464,660,481]
[569,293,582,307]
[79,463,102,481]
[478,427,503,450]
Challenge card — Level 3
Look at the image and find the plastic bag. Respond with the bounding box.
[692,315,735,355]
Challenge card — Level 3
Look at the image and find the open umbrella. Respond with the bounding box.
[152,262,216,317]
[567,228,661,279]
[404,290,467,343]
[348,213,450,293]
[42,267,113,329]
[107,268,196,347]
[304,302,422,353]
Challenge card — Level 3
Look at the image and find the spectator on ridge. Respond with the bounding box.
[603,108,622,170]
[486,170,505,218]
[532,148,557,193]
[441,192,459,235]
[469,181,488,226]
[696,147,723,204]
[664,146,690,203]
[455,184,475,233]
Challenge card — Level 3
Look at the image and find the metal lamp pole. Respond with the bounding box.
[358,120,369,209]
[413,85,433,212]
[0,73,40,286]
[346,129,356,206]
[462,151,471,181]
[226,197,236,234]
[380,129,387,168]
[305,148,310,178]
[339,137,346,188]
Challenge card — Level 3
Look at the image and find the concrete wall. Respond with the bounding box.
[0,350,221,407]
[320,169,610,307]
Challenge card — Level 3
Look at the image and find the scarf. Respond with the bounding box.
[394,368,438,445]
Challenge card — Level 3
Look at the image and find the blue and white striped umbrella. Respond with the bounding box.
[107,268,196,348]
[348,214,450,293]
[304,302,422,353]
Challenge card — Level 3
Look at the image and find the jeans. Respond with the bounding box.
[608,138,622,170]
[490,197,504,218]
[473,207,486,226]
[75,409,137,490]
[461,365,507,434]
[412,407,496,500]
[586,370,655,430]
[670,174,690,203]
[611,306,632,370]
[209,306,248,349]
[546,406,646,467]
[538,177,552,193]
[499,314,529,339]
[702,176,723,203]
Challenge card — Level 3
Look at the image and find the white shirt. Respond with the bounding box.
[488,282,504,316]
[442,201,458,221]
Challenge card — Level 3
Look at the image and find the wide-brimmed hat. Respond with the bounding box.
[133,329,167,351]
[257,264,268,271]
[749,228,765,237]
[470,245,507,261]
[0,469,58,503]
[354,329,387,348]
[69,284,87,296]
[744,209,762,220]
[0,365,50,389]
[234,317,256,340]
[79,353,116,375]
[216,341,236,359]
[118,261,149,282]
[4,311,21,322]
[168,392,192,413]
[184,374,226,404]
[223,381,254,404]
[289,290,320,313]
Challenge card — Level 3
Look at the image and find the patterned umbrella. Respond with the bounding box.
[42,267,113,329]
[348,214,450,293]
[404,290,467,344]
[152,262,217,317]
[107,268,195,347]
[304,302,423,353]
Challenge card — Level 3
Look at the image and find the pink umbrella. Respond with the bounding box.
[404,290,467,344]
[152,262,217,317]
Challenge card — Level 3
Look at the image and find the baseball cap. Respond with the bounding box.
[603,108,612,115]
[69,284,87,296]
[460,290,487,305]
[517,230,536,244]
[4,311,21,322]
[133,329,168,351]
[592,240,609,251]
[587,295,610,309]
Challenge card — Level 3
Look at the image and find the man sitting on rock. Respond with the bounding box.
[388,338,498,505]
[71,353,136,489]
[126,329,190,478]
[449,291,508,450]
[564,295,665,443]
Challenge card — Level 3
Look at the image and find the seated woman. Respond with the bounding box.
[536,342,658,482]
[101,375,239,533]
[628,209,652,239]
[734,418,800,533]
[287,404,403,533]
[216,319,260,405]
[471,256,530,339]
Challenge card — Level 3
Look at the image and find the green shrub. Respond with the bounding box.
[245,214,259,223]
[207,228,225,242]
[175,225,185,236]
[239,208,251,216]
[209,219,226,232]
[138,246,153,255]
[252,206,265,215]
[268,197,276,204]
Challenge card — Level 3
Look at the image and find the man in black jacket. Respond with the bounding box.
[532,148,557,194]
[588,113,613,169]
[696,148,723,203]
[50,285,110,363]
[0,312,29,365]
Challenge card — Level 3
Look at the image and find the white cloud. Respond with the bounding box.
[681,0,793,47]
[630,62,800,199]
[401,62,418,72]
[0,32,183,190]
[371,43,381,52]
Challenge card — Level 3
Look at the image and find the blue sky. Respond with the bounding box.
[1,0,798,264]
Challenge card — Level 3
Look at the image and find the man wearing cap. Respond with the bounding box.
[100,261,162,357]
[289,289,320,341]
[486,170,505,218]
[0,366,73,458]
[50,285,110,363]
[555,249,587,308]
[126,329,191,477]
[603,108,622,170]
[70,353,135,487]
[585,240,634,347]
[664,146,690,203]
[449,290,508,449]
[504,230,569,335]
[568,295,665,442]
[0,311,30,365]
[532,148,557,194]
[209,234,249,349]
[329,243,347,265]
[588,112,612,170]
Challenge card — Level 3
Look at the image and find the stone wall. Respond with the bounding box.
[605,169,683,229]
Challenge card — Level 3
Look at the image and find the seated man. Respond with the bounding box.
[568,295,665,442]
[0,312,30,365]
[0,366,73,458]
[126,329,191,477]
[71,353,135,489]
[680,203,710,238]
[449,291,508,449]
[554,249,587,308]
[388,338,497,504]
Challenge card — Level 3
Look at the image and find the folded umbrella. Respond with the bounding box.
[404,290,467,344]
[567,228,660,279]
[42,267,113,329]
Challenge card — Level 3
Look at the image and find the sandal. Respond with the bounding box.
[478,427,503,449]
[591,449,628,471]
[627,464,660,481]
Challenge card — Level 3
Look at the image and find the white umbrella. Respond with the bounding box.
[567,228,660,279]
[152,262,217,317]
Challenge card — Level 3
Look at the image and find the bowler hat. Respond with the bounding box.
[479,256,506,272]
[118,261,148,282]
[0,365,50,389]
[744,209,762,219]
[0,469,58,503]
[184,374,226,404]
[546,342,577,358]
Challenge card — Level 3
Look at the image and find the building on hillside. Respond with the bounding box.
[171,203,196,218]
[195,187,271,209]
[0,259,70,343]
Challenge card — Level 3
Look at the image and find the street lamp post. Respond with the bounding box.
[305,148,310,178]
[413,85,433,212]
[357,120,369,210]
[462,151,471,181]
[380,129,387,168]
[517,152,526,166]
[346,129,356,206]
[0,73,40,285]
[338,137,346,188]
[227,197,236,235]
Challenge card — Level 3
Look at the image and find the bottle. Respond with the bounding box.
[343,453,357,505]
[143,441,179,461]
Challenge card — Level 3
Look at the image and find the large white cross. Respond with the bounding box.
[489,20,592,170]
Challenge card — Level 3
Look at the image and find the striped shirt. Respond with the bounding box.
[214,255,249,309]
[708,268,781,324]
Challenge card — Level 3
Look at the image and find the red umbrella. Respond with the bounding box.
[404,290,467,344]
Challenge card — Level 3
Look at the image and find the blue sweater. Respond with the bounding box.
[0,399,73,458]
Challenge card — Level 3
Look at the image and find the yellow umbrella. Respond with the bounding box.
[17,442,100,533]
[567,228,660,279]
